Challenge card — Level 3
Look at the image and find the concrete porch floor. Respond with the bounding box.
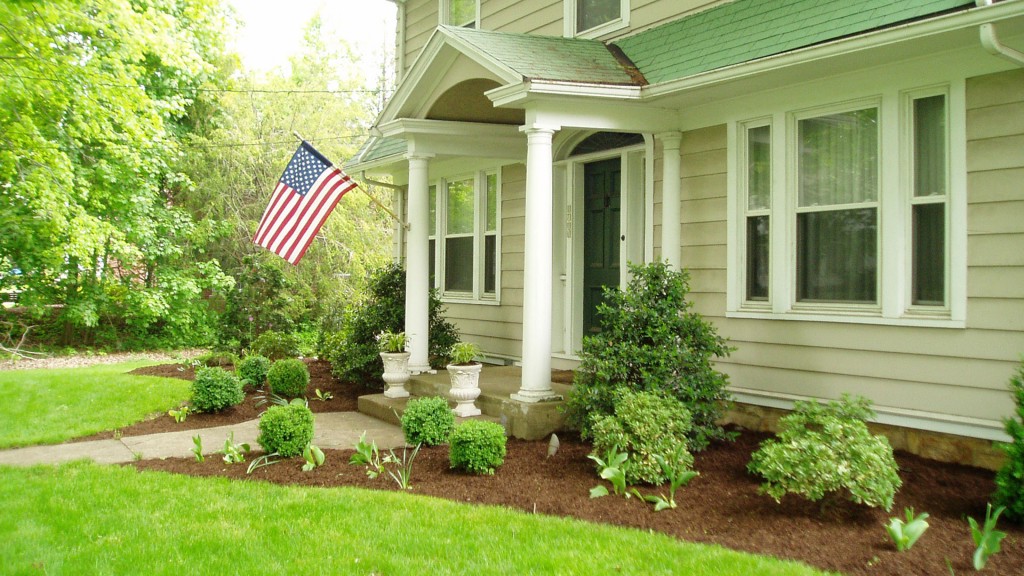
[358,366,574,440]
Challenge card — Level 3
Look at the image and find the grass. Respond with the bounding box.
[0,361,191,448]
[0,461,836,575]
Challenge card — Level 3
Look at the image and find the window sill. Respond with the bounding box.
[726,308,964,329]
[440,295,501,306]
[573,18,628,39]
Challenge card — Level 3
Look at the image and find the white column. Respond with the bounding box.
[405,154,432,373]
[658,132,682,269]
[513,127,558,403]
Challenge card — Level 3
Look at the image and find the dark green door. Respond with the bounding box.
[583,158,621,335]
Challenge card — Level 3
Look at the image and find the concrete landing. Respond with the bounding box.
[358,366,572,440]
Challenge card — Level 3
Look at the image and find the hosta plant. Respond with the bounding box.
[191,435,204,463]
[587,445,631,499]
[969,503,1007,571]
[748,394,901,510]
[644,444,700,512]
[219,432,250,464]
[885,508,930,552]
[349,432,385,479]
[302,442,325,472]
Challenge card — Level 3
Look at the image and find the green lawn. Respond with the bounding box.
[0,461,834,575]
[0,361,190,448]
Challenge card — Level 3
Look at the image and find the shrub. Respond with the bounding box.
[320,263,459,385]
[236,354,271,390]
[194,350,239,368]
[190,367,245,413]
[251,330,302,360]
[449,420,507,475]
[748,394,901,510]
[257,403,315,457]
[563,261,733,451]
[590,390,695,485]
[401,396,455,446]
[267,358,309,398]
[994,360,1024,522]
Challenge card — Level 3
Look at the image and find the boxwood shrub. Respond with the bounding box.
[401,396,455,446]
[257,403,315,457]
[190,367,245,413]
[449,420,507,475]
[994,360,1024,522]
[267,358,309,398]
[236,354,271,391]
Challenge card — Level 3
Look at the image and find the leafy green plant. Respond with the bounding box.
[168,405,190,423]
[886,508,930,552]
[448,341,481,365]
[302,442,325,472]
[194,351,239,368]
[191,435,204,462]
[383,444,421,490]
[401,396,455,446]
[190,367,245,413]
[993,360,1024,522]
[448,420,507,475]
[748,395,901,511]
[251,330,302,360]
[349,431,385,479]
[564,261,734,450]
[219,432,250,464]
[587,445,631,498]
[246,453,281,474]
[314,388,333,402]
[236,354,271,390]
[643,445,700,511]
[589,389,695,485]
[257,403,315,457]
[319,263,459,384]
[377,331,406,353]
[266,358,309,398]
[968,504,1007,570]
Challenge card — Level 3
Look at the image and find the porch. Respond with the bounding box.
[357,366,574,441]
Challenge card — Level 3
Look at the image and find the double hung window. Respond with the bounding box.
[442,0,478,28]
[428,170,499,301]
[566,0,628,37]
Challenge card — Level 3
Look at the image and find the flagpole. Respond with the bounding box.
[292,131,408,230]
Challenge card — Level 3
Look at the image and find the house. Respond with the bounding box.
[347,0,1024,466]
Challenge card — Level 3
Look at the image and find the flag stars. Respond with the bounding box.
[281,146,330,196]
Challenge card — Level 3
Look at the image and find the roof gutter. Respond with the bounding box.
[978,0,1024,66]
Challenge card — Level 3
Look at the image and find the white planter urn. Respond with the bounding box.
[380,352,411,398]
[447,363,482,417]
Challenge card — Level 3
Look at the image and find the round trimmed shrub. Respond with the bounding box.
[590,389,695,485]
[190,367,245,413]
[251,330,302,360]
[267,358,309,398]
[257,403,315,457]
[401,396,455,446]
[236,354,271,391]
[449,420,507,475]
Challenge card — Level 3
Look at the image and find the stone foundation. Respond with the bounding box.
[722,402,1007,471]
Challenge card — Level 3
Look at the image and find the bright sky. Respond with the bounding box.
[227,0,397,74]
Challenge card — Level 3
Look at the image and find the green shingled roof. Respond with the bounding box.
[344,136,406,170]
[441,25,639,85]
[614,0,973,85]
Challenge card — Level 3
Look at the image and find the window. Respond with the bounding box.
[565,0,628,37]
[442,0,478,28]
[732,86,957,324]
[432,170,500,301]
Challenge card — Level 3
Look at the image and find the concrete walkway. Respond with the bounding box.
[0,412,406,467]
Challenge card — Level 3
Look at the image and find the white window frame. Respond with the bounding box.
[563,0,629,39]
[433,168,501,303]
[440,0,480,28]
[728,83,965,328]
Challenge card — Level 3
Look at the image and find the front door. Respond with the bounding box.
[582,158,621,335]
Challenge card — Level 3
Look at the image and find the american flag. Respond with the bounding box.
[253,142,356,265]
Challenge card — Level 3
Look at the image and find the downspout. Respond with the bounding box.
[977,0,1024,67]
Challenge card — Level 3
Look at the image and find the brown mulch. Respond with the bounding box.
[119,361,1021,575]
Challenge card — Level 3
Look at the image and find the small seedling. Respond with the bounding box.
[314,388,333,402]
[168,406,190,423]
[886,507,930,552]
[191,435,204,463]
[349,431,385,479]
[383,444,421,490]
[219,432,250,464]
[302,442,325,472]
[968,503,1007,570]
[644,446,699,511]
[587,445,630,498]
[246,453,281,474]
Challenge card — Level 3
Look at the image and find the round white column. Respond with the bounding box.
[405,154,432,373]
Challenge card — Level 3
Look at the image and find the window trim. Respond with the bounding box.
[563,0,630,39]
[433,168,501,304]
[728,83,965,328]
[439,0,480,28]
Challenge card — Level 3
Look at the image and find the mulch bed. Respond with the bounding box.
[122,361,1022,575]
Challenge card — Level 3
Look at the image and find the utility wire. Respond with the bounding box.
[0,72,382,95]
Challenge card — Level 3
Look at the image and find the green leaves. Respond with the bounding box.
[219,432,250,464]
[968,504,1007,570]
[191,435,204,463]
[302,443,325,472]
[587,446,630,498]
[885,507,929,552]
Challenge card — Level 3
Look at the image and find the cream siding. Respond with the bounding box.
[669,70,1024,431]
